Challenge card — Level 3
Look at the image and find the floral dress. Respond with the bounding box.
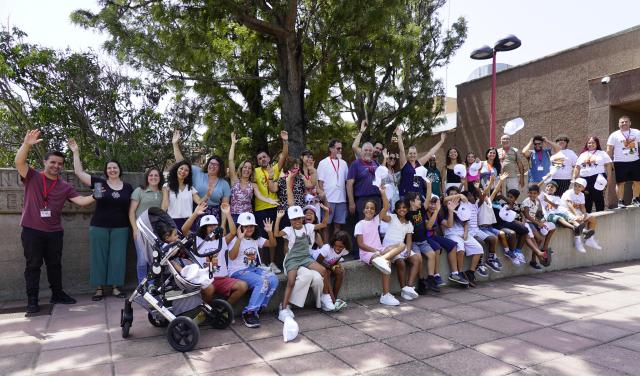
[230,180,253,215]
[277,174,306,210]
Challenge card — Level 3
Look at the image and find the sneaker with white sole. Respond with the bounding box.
[505,250,520,265]
[321,294,336,311]
[514,249,526,264]
[372,257,392,275]
[476,264,489,277]
[379,293,400,306]
[585,236,602,250]
[269,262,282,274]
[401,286,419,300]
[334,299,347,311]
[574,236,587,253]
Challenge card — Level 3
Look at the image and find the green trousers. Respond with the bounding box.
[89,226,129,287]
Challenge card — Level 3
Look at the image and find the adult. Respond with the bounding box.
[352,120,384,163]
[465,152,480,188]
[300,149,321,215]
[573,136,613,213]
[606,115,640,207]
[129,167,164,282]
[497,134,525,192]
[275,158,307,214]
[347,142,381,220]
[16,130,96,313]
[317,139,349,240]
[442,147,464,191]
[69,139,133,301]
[172,130,230,222]
[380,148,401,209]
[228,132,260,223]
[522,135,560,184]
[396,128,446,200]
[162,160,210,230]
[253,130,289,273]
[479,148,502,189]
[550,134,578,196]
[425,155,443,197]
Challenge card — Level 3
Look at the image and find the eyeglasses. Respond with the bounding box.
[388,156,397,160]
[533,142,542,146]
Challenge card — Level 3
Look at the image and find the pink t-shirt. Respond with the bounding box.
[354,215,383,253]
[20,168,79,232]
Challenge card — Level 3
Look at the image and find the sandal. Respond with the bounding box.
[92,288,104,301]
[112,287,126,298]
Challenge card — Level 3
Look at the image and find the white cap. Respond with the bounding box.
[469,161,482,175]
[375,166,389,181]
[455,203,472,222]
[304,193,316,204]
[199,215,218,227]
[594,174,607,191]
[453,164,466,178]
[237,212,257,226]
[503,117,525,136]
[574,178,587,188]
[287,205,304,219]
[414,166,428,179]
[499,205,516,222]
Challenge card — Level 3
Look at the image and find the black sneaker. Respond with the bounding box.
[242,312,260,328]
[573,223,585,236]
[582,228,595,239]
[427,276,441,293]
[448,272,468,285]
[50,291,77,305]
[415,279,428,295]
[631,198,640,207]
[464,271,477,288]
[529,261,542,270]
[486,257,501,273]
[618,200,627,209]
[26,296,39,314]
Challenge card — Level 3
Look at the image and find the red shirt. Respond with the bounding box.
[20,167,79,232]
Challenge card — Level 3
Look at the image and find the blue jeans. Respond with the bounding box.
[133,235,148,283]
[231,267,279,314]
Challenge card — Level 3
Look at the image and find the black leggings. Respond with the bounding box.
[583,174,605,213]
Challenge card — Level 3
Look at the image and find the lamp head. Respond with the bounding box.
[470,45,494,60]
[494,35,521,52]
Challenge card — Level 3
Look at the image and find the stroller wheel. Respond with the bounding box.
[207,299,234,329]
[148,312,169,327]
[167,316,199,352]
[122,321,131,338]
[121,307,133,338]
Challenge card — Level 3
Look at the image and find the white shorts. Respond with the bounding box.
[468,227,493,242]
[445,234,484,256]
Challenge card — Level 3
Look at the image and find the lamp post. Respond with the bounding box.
[470,35,521,147]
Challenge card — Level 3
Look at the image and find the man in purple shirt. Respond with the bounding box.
[16,130,96,313]
[347,142,381,220]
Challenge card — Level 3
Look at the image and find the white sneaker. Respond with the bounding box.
[278,307,294,322]
[379,293,400,306]
[585,237,602,250]
[372,257,391,275]
[269,262,282,274]
[320,294,336,311]
[574,236,587,253]
[401,286,419,300]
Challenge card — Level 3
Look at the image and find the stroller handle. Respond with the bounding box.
[192,230,224,258]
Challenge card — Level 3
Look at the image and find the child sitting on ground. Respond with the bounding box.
[561,178,602,250]
[311,230,352,311]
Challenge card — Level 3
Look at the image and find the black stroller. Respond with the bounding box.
[120,208,233,352]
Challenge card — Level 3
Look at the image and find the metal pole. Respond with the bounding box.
[490,51,497,148]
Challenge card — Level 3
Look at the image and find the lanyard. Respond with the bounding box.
[329,157,340,179]
[535,150,543,162]
[622,130,632,142]
[41,173,58,208]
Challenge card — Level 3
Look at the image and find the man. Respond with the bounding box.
[522,135,560,184]
[352,120,384,163]
[253,130,289,273]
[347,142,381,220]
[550,134,578,196]
[606,115,640,207]
[16,130,96,313]
[497,134,525,192]
[317,139,349,240]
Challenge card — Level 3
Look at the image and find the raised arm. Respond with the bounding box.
[263,218,276,248]
[277,130,289,171]
[253,183,278,206]
[228,132,238,185]
[426,199,440,230]
[314,204,330,231]
[352,120,367,157]
[273,209,286,238]
[15,129,42,178]
[521,137,534,159]
[68,139,91,186]
[378,185,391,222]
[182,202,207,235]
[490,173,508,202]
[396,127,407,168]
[543,137,561,153]
[220,202,237,242]
[418,132,447,166]
[172,129,185,162]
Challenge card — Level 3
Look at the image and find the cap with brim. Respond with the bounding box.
[503,117,525,136]
[594,174,607,191]
[455,203,472,222]
[199,215,218,227]
[574,178,587,188]
[414,166,428,179]
[238,212,257,226]
[469,161,482,175]
[499,205,516,222]
[287,205,304,219]
[453,164,466,178]
[302,205,316,213]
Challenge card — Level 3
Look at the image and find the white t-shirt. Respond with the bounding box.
[226,237,266,276]
[465,202,479,229]
[521,197,540,222]
[195,237,229,277]
[311,244,348,266]
[576,150,612,177]
[561,189,585,212]
[607,128,640,162]
[164,183,197,218]
[551,149,578,180]
[539,193,567,216]
[281,224,315,251]
[317,157,348,203]
[381,214,413,246]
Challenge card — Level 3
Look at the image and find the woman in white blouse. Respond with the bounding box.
[162,160,211,230]
[573,136,613,213]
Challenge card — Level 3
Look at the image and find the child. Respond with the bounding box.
[303,204,329,248]
[492,188,531,265]
[355,185,406,306]
[275,205,336,317]
[227,212,278,328]
[181,202,248,305]
[539,181,587,253]
[463,185,502,278]
[561,178,602,250]
[312,231,351,311]
[521,184,555,269]
[406,187,440,294]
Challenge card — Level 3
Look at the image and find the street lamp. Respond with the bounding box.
[471,35,522,147]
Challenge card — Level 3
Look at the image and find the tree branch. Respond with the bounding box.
[218,0,287,39]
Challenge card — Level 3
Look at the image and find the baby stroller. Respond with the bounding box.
[120,208,234,352]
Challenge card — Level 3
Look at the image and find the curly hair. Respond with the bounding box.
[167,160,193,195]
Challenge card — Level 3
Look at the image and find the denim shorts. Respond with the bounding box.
[412,240,434,254]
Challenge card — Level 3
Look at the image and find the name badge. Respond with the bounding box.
[40,209,52,218]
[537,166,544,171]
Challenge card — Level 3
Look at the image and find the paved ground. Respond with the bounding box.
[3,261,640,376]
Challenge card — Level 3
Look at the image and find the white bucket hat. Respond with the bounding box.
[453,164,466,178]
[503,117,525,136]
[238,212,257,226]
[594,174,607,191]
[455,202,472,222]
[574,178,587,188]
[469,161,482,175]
[499,205,516,222]
[414,165,429,179]
[375,166,389,181]
[287,205,304,219]
[199,215,218,227]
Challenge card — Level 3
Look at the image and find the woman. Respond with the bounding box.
[442,147,464,191]
[479,148,502,189]
[465,152,480,188]
[273,158,306,223]
[161,160,210,230]
[69,139,133,301]
[129,167,165,283]
[382,148,401,209]
[396,127,446,199]
[573,136,613,212]
[228,132,262,223]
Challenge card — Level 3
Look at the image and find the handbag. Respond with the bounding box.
[478,198,497,226]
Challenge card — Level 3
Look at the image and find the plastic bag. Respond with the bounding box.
[283,316,299,343]
[478,198,497,226]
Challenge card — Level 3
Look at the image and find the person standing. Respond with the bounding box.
[425,156,443,197]
[69,139,133,301]
[396,128,446,200]
[550,134,578,196]
[347,142,381,220]
[606,115,640,207]
[16,130,96,313]
[522,135,560,184]
[162,160,210,230]
[352,120,384,164]
[497,134,525,192]
[317,139,349,241]
[573,136,613,213]
[228,132,258,223]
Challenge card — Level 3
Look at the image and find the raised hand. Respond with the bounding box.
[360,119,368,133]
[68,138,79,153]
[24,130,42,146]
[395,126,403,137]
[447,197,460,209]
[440,132,447,142]
[280,130,288,141]
[276,209,286,219]
[499,172,509,181]
[286,171,294,183]
[194,201,207,216]
[237,226,246,240]
[230,132,237,144]
[263,218,273,233]
[172,129,181,144]
[434,198,441,211]
[220,202,230,214]
[382,148,389,159]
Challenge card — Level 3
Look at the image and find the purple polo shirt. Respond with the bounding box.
[347,158,380,198]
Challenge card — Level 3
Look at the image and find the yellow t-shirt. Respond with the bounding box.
[254,164,280,211]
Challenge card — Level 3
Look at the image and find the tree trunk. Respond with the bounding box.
[276,32,306,157]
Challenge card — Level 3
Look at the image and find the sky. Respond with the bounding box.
[2,0,640,98]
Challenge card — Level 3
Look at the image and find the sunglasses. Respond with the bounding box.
[534,142,542,146]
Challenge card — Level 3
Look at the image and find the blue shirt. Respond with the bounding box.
[347,158,380,198]
[191,166,231,206]
[529,148,552,183]
[399,162,425,198]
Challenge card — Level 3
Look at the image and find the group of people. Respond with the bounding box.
[15,115,640,330]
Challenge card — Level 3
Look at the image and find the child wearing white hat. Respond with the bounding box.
[561,178,602,250]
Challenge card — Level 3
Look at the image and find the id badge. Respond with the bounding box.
[537,165,544,171]
[40,208,52,218]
